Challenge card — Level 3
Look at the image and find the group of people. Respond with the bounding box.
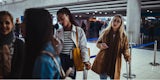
[0,7,130,80]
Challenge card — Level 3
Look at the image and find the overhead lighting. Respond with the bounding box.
[147,17,155,19]
[150,11,152,13]
[113,11,116,13]
[105,12,107,14]
[95,11,98,13]
[147,10,150,12]
[75,15,78,17]
[86,12,89,14]
[79,15,82,17]
[92,13,95,15]
[99,12,102,14]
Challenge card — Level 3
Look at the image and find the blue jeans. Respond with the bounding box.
[99,74,112,80]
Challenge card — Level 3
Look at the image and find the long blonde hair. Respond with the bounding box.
[103,14,126,42]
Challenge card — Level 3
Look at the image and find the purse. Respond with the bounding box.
[91,50,106,74]
[72,27,90,71]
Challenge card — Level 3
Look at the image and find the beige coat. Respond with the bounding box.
[91,29,130,79]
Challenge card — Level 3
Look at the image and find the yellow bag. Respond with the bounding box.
[73,48,90,71]
[72,27,90,71]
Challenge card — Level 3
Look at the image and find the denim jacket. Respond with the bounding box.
[32,42,61,79]
[55,25,89,62]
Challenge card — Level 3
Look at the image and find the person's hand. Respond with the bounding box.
[84,62,91,70]
[100,43,109,50]
[127,56,131,63]
[125,54,131,63]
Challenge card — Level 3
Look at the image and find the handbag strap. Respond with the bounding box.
[41,50,66,78]
[76,27,79,48]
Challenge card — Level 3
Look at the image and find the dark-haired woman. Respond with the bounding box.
[21,8,61,79]
[55,7,91,79]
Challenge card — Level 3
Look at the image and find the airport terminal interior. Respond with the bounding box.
[0,0,160,79]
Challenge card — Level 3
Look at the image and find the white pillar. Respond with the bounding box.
[126,0,141,44]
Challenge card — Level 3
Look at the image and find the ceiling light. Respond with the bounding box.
[75,15,78,17]
[105,12,107,14]
[99,12,102,14]
[113,11,116,13]
[147,10,150,12]
[92,13,95,15]
[86,12,89,14]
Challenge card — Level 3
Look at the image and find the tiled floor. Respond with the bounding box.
[76,42,160,80]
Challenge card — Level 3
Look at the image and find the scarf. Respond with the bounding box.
[104,29,120,78]
[0,32,14,46]
[0,32,14,78]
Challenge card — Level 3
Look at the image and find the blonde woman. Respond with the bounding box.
[92,14,131,80]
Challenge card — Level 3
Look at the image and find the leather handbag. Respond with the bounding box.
[91,50,106,74]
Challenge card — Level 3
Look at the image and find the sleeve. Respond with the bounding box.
[78,27,90,62]
[96,30,106,49]
[123,36,130,60]
[11,39,25,77]
[32,56,58,79]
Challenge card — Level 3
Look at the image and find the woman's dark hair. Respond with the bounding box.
[57,7,78,26]
[0,11,13,24]
[22,8,53,78]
